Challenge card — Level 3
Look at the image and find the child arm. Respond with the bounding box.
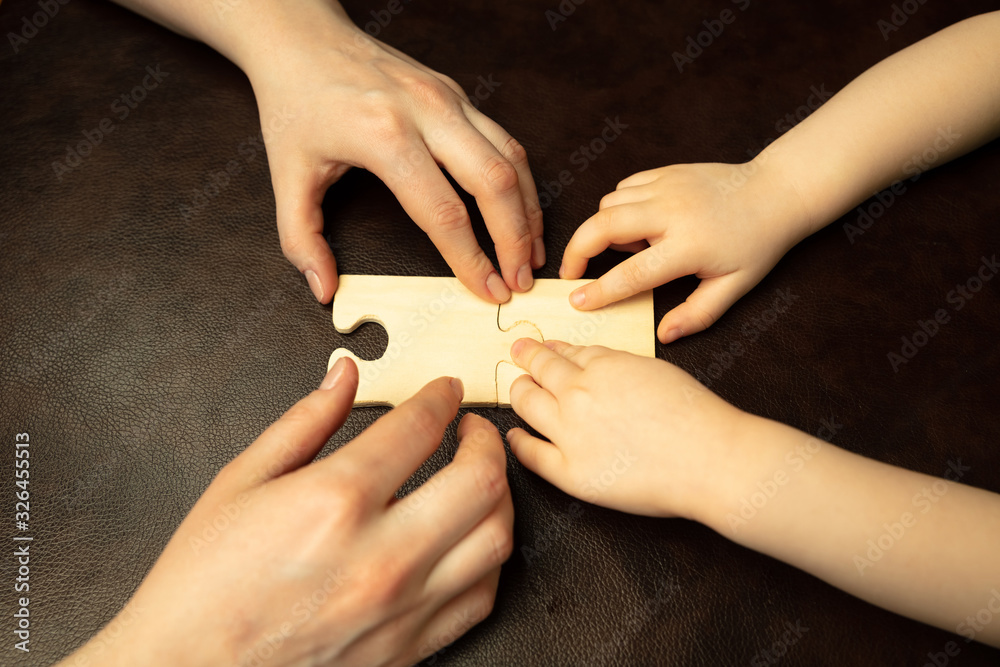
[563,11,1000,342]
[507,339,1000,646]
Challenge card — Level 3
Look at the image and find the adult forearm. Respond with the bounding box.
[110,0,357,75]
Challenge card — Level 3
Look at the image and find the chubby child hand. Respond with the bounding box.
[505,338,748,519]
[559,162,810,343]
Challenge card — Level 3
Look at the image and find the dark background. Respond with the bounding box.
[2,0,999,664]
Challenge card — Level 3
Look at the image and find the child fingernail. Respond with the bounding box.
[511,338,526,357]
[570,290,586,307]
[320,357,347,390]
[662,328,683,344]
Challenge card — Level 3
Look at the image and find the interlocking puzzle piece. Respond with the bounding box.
[495,279,654,404]
[328,275,653,407]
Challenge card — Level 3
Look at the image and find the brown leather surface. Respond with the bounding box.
[2,0,1000,664]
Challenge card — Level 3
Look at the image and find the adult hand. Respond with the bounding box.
[61,359,513,667]
[246,3,545,303]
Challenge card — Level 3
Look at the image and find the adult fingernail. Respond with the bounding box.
[487,272,510,302]
[531,238,546,268]
[321,357,347,390]
[304,270,324,302]
[661,327,683,344]
[450,377,465,401]
[517,263,533,291]
[570,289,586,307]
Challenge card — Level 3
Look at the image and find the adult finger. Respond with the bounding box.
[409,571,500,664]
[373,147,510,303]
[425,119,535,292]
[389,414,510,564]
[316,376,463,502]
[463,108,546,269]
[227,357,359,487]
[271,159,342,303]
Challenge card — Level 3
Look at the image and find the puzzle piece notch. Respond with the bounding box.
[328,275,541,407]
[493,279,653,405]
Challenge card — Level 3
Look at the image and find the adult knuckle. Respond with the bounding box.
[367,107,410,145]
[471,454,507,502]
[486,520,514,566]
[407,77,454,109]
[481,155,519,194]
[406,402,444,442]
[362,557,413,610]
[499,136,528,167]
[429,197,471,233]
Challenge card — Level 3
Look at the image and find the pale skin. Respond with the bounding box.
[514,9,1000,647]
[507,338,1000,647]
[563,10,1000,343]
[113,0,545,304]
[58,360,514,666]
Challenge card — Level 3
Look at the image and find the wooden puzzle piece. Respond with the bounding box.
[495,279,654,405]
[328,275,542,407]
[328,275,654,407]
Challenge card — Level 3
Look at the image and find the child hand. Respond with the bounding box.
[559,162,809,342]
[505,338,749,519]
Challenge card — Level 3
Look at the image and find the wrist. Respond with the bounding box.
[690,412,798,534]
[745,146,821,249]
[232,2,362,85]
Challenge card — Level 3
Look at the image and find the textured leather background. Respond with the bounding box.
[2,0,1000,665]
